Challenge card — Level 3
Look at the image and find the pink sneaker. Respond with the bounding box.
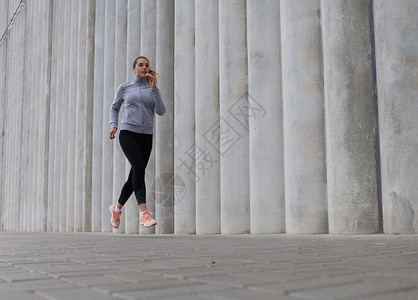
[109,204,122,228]
[140,210,157,227]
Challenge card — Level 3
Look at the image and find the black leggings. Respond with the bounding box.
[117,130,153,206]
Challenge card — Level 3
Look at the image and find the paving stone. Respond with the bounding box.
[0,291,43,299]
[161,294,216,300]
[0,257,33,264]
[187,273,276,288]
[58,263,112,271]
[68,257,110,264]
[0,279,74,292]
[59,274,127,287]
[0,269,49,282]
[0,266,16,273]
[13,262,74,274]
[207,288,285,300]
[104,271,166,283]
[289,280,415,299]
[114,283,231,300]
[365,288,418,300]
[137,259,194,269]
[225,269,287,282]
[330,273,418,286]
[372,267,418,279]
[0,262,12,268]
[261,270,319,281]
[248,277,362,294]
[35,287,118,300]
[48,269,116,279]
[92,278,200,293]
[146,266,237,279]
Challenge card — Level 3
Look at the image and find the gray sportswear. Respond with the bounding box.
[110,76,166,134]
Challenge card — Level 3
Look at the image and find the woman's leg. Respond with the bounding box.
[116,168,134,207]
[136,134,153,211]
[119,130,153,206]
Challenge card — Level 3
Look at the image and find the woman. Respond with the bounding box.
[108,56,166,228]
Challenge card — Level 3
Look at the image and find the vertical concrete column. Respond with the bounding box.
[321,0,379,234]
[174,0,195,234]
[374,1,418,234]
[16,13,24,231]
[23,5,30,231]
[33,1,40,231]
[32,1,40,231]
[33,0,41,231]
[219,0,249,233]
[280,0,327,234]
[125,0,141,234]
[36,1,44,231]
[0,1,6,231]
[18,1,25,231]
[74,0,87,232]
[30,0,38,231]
[0,41,4,230]
[53,0,64,232]
[7,14,12,230]
[83,0,96,232]
[66,0,79,232]
[140,0,157,234]
[25,0,34,231]
[127,0,141,78]
[195,0,220,234]
[47,0,58,232]
[14,2,22,231]
[0,0,7,231]
[8,9,13,230]
[16,2,25,232]
[30,2,37,231]
[1,2,6,230]
[12,4,19,231]
[35,0,44,231]
[102,0,116,232]
[58,0,71,232]
[43,0,53,232]
[113,0,128,234]
[20,2,29,231]
[37,0,51,232]
[5,50,10,229]
[4,14,12,230]
[31,0,40,231]
[155,0,174,234]
[92,0,105,232]
[3,0,10,231]
[247,0,285,234]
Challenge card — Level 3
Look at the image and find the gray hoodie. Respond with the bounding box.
[110,76,166,134]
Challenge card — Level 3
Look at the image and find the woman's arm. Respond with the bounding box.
[109,83,125,129]
[151,87,166,116]
[146,73,166,116]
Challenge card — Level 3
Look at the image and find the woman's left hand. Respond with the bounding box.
[146,73,156,88]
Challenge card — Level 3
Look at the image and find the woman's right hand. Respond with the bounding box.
[109,128,117,139]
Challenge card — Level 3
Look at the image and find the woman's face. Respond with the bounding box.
[134,58,150,78]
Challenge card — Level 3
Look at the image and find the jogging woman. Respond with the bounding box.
[108,56,166,228]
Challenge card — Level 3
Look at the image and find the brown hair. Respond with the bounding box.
[133,56,157,84]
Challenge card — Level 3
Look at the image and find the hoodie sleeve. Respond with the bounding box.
[109,83,125,129]
[151,87,166,116]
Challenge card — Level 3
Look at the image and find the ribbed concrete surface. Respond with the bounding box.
[1,0,417,235]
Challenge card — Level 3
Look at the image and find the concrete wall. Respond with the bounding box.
[1,0,417,234]
[374,0,418,234]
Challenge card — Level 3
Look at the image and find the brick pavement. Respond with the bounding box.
[0,232,417,299]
